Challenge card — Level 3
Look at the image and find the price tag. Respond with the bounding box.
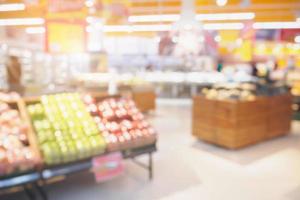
[92,152,124,183]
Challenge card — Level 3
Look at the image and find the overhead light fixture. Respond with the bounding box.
[104,25,171,32]
[128,12,255,23]
[216,0,228,7]
[128,14,180,23]
[196,12,255,21]
[214,35,221,42]
[253,22,300,29]
[0,18,45,26]
[86,16,103,24]
[85,0,94,7]
[295,35,300,43]
[103,23,244,32]
[25,27,45,34]
[0,3,25,12]
[203,23,244,30]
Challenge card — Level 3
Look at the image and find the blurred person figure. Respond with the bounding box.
[284,56,296,84]
[250,61,258,77]
[6,56,24,95]
[216,58,223,72]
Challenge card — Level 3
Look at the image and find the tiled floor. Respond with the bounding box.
[2,99,300,200]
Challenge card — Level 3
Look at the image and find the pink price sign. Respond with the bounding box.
[92,152,124,183]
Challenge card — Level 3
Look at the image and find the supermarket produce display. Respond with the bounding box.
[0,92,21,102]
[83,95,157,152]
[27,93,106,165]
[201,82,289,101]
[0,92,157,199]
[193,83,292,149]
[0,100,38,176]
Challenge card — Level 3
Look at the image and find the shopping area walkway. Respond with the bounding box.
[3,99,300,200]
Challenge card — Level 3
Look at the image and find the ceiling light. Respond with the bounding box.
[203,23,244,30]
[0,3,25,12]
[295,35,300,43]
[0,18,45,26]
[85,0,94,7]
[25,27,45,34]
[128,14,180,23]
[216,0,227,7]
[103,23,245,32]
[196,12,255,21]
[172,37,178,43]
[253,22,300,29]
[129,12,255,23]
[104,25,171,32]
[214,35,221,42]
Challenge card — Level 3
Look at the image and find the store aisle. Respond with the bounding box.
[3,99,300,200]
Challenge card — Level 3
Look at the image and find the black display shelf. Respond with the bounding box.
[42,143,157,180]
[0,171,40,189]
[0,143,157,200]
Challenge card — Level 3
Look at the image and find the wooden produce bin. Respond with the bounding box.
[192,94,292,149]
[130,87,156,113]
[0,100,42,176]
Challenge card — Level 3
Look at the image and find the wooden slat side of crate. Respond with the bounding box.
[216,113,267,129]
[216,98,268,120]
[17,99,43,168]
[266,94,293,139]
[131,90,156,112]
[192,125,217,143]
[193,96,217,114]
[215,124,267,149]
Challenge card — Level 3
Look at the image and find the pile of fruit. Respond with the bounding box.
[202,82,290,101]
[83,95,156,151]
[0,91,20,102]
[0,101,37,176]
[201,83,256,101]
[27,93,106,165]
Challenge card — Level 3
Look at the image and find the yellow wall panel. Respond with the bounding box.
[47,22,85,53]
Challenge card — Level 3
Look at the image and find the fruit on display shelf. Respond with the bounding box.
[0,91,21,102]
[83,95,157,152]
[0,101,37,176]
[27,93,106,165]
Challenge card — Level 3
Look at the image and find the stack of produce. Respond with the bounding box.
[0,92,20,102]
[27,93,106,165]
[0,101,37,176]
[202,83,256,101]
[83,95,157,151]
[201,82,289,101]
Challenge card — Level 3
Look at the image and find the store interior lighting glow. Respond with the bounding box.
[25,27,45,34]
[104,25,171,32]
[128,14,179,22]
[214,35,221,42]
[129,12,255,23]
[216,0,227,7]
[103,23,245,32]
[253,22,300,29]
[196,12,255,21]
[0,3,25,12]
[295,35,300,43]
[85,0,94,7]
[203,23,244,30]
[0,18,45,26]
[86,16,103,25]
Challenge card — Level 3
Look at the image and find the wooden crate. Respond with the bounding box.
[17,99,43,167]
[0,99,42,176]
[216,124,267,149]
[192,123,217,143]
[192,94,292,149]
[131,89,156,112]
